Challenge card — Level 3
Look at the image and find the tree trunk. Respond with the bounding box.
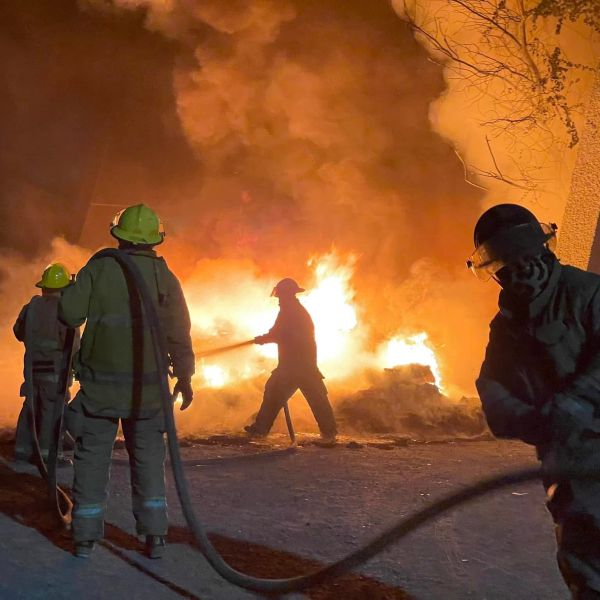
[558,65,600,272]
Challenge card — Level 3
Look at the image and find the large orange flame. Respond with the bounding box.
[185,252,443,391]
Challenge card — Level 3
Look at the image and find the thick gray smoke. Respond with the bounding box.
[0,0,495,435]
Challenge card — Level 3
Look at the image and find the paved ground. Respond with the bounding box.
[0,435,567,599]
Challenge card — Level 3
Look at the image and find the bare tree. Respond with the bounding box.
[397,0,599,195]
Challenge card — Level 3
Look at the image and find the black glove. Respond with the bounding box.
[174,378,194,411]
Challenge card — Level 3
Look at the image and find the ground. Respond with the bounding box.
[0,435,567,599]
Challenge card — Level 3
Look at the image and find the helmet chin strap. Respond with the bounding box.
[495,252,555,300]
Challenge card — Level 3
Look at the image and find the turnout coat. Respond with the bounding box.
[477,261,600,474]
[60,248,194,419]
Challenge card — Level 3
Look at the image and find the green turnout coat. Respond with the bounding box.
[60,249,194,418]
[477,262,600,473]
[14,294,77,390]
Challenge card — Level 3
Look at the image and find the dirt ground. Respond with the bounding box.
[0,434,567,599]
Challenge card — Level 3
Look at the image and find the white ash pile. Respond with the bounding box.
[336,365,488,439]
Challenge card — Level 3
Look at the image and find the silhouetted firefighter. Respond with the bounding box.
[245,278,338,445]
[470,204,600,598]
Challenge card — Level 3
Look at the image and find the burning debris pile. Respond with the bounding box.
[336,366,487,439]
[174,251,488,440]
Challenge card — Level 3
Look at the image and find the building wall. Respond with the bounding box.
[558,67,600,272]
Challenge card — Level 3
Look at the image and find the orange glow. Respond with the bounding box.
[185,252,444,391]
[379,332,443,389]
[201,364,228,388]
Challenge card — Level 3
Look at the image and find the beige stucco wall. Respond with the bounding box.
[558,67,600,270]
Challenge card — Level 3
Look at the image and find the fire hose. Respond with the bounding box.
[26,248,587,594]
[112,339,296,469]
[24,296,76,527]
[196,340,297,447]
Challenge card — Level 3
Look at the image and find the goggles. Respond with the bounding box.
[466,222,557,281]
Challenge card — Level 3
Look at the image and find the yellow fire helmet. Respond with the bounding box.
[110,203,165,245]
[36,263,72,289]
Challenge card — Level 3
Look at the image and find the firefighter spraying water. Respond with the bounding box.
[244,278,338,445]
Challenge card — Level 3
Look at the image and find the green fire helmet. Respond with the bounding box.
[110,204,165,245]
[36,263,72,289]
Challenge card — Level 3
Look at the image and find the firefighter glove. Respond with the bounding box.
[175,378,194,411]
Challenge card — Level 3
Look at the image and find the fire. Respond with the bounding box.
[201,364,227,388]
[184,252,444,393]
[247,255,359,364]
[380,333,443,390]
[299,254,357,361]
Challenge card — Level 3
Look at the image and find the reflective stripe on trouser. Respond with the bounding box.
[15,380,62,460]
[72,407,167,542]
[252,370,337,436]
[546,479,600,598]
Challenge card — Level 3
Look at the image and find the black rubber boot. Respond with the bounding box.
[145,535,166,559]
[74,541,95,558]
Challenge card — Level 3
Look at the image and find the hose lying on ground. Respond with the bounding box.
[96,248,550,594]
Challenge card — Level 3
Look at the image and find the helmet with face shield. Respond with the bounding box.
[467,204,558,281]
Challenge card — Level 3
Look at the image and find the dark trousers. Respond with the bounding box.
[68,400,167,542]
[252,370,337,436]
[15,380,63,460]
[547,479,600,598]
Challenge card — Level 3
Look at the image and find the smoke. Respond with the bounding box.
[0,239,92,426]
[1,0,505,435]
[392,0,600,224]
[82,0,489,386]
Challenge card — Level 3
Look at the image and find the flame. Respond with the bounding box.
[379,332,443,390]
[201,364,227,388]
[185,252,444,393]
[301,254,357,361]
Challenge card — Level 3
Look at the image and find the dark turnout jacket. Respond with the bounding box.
[14,294,79,390]
[262,298,321,378]
[60,249,194,418]
[477,262,600,469]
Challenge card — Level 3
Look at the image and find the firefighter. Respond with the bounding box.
[245,278,338,444]
[60,204,195,559]
[471,203,600,598]
[14,263,78,466]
